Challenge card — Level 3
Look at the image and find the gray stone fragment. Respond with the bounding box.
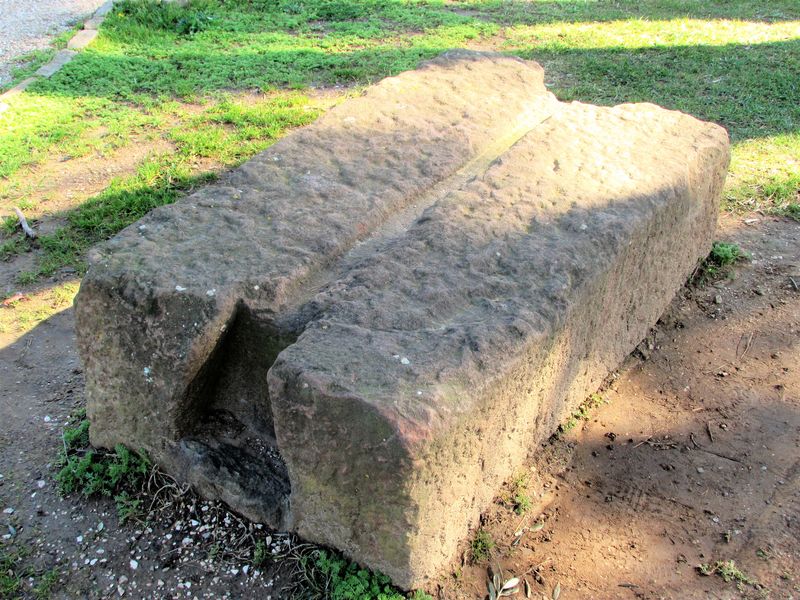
[94,0,114,17]
[0,77,37,102]
[35,50,76,77]
[67,29,98,50]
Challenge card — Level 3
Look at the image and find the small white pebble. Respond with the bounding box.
[400,357,410,365]
[130,559,138,570]
[37,480,46,488]
[175,285,187,292]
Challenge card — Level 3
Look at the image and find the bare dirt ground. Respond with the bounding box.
[0,212,798,599]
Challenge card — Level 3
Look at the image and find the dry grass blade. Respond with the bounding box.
[552,582,561,600]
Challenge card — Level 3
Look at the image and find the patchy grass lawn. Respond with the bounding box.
[0,0,798,296]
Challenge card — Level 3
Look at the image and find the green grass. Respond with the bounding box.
[0,0,798,283]
[698,560,758,587]
[0,546,59,600]
[55,410,152,524]
[295,549,433,600]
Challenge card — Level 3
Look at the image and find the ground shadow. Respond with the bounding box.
[31,38,800,144]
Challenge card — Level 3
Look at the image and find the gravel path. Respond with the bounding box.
[0,0,106,85]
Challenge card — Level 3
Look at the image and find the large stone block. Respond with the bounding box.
[75,51,729,589]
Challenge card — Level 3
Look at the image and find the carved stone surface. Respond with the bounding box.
[75,51,729,588]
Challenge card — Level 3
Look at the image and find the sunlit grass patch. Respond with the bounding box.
[502,18,800,50]
[3,91,322,280]
[726,133,800,213]
[0,280,79,342]
[170,92,321,164]
[0,93,159,179]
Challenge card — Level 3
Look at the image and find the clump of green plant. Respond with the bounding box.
[698,560,757,586]
[0,549,24,598]
[693,241,748,284]
[782,203,800,221]
[252,540,268,567]
[510,473,532,515]
[114,0,212,35]
[557,393,608,435]
[709,242,747,268]
[293,549,431,600]
[470,529,495,563]
[0,547,58,599]
[55,411,151,523]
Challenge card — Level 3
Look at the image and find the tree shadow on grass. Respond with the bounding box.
[33,38,800,143]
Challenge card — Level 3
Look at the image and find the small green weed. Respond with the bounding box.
[510,473,532,515]
[693,241,748,285]
[253,540,268,567]
[698,560,757,586]
[781,203,800,221]
[470,529,495,563]
[294,549,432,600]
[33,568,59,600]
[0,549,23,598]
[558,393,608,435]
[709,242,747,268]
[55,413,151,523]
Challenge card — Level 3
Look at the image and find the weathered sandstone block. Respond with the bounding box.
[75,51,729,589]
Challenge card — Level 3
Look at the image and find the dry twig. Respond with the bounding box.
[14,207,37,239]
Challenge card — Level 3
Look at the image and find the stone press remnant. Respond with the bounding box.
[75,51,730,588]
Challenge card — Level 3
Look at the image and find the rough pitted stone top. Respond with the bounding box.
[280,102,728,443]
[267,101,728,585]
[77,50,559,451]
[75,52,730,591]
[86,51,554,312]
